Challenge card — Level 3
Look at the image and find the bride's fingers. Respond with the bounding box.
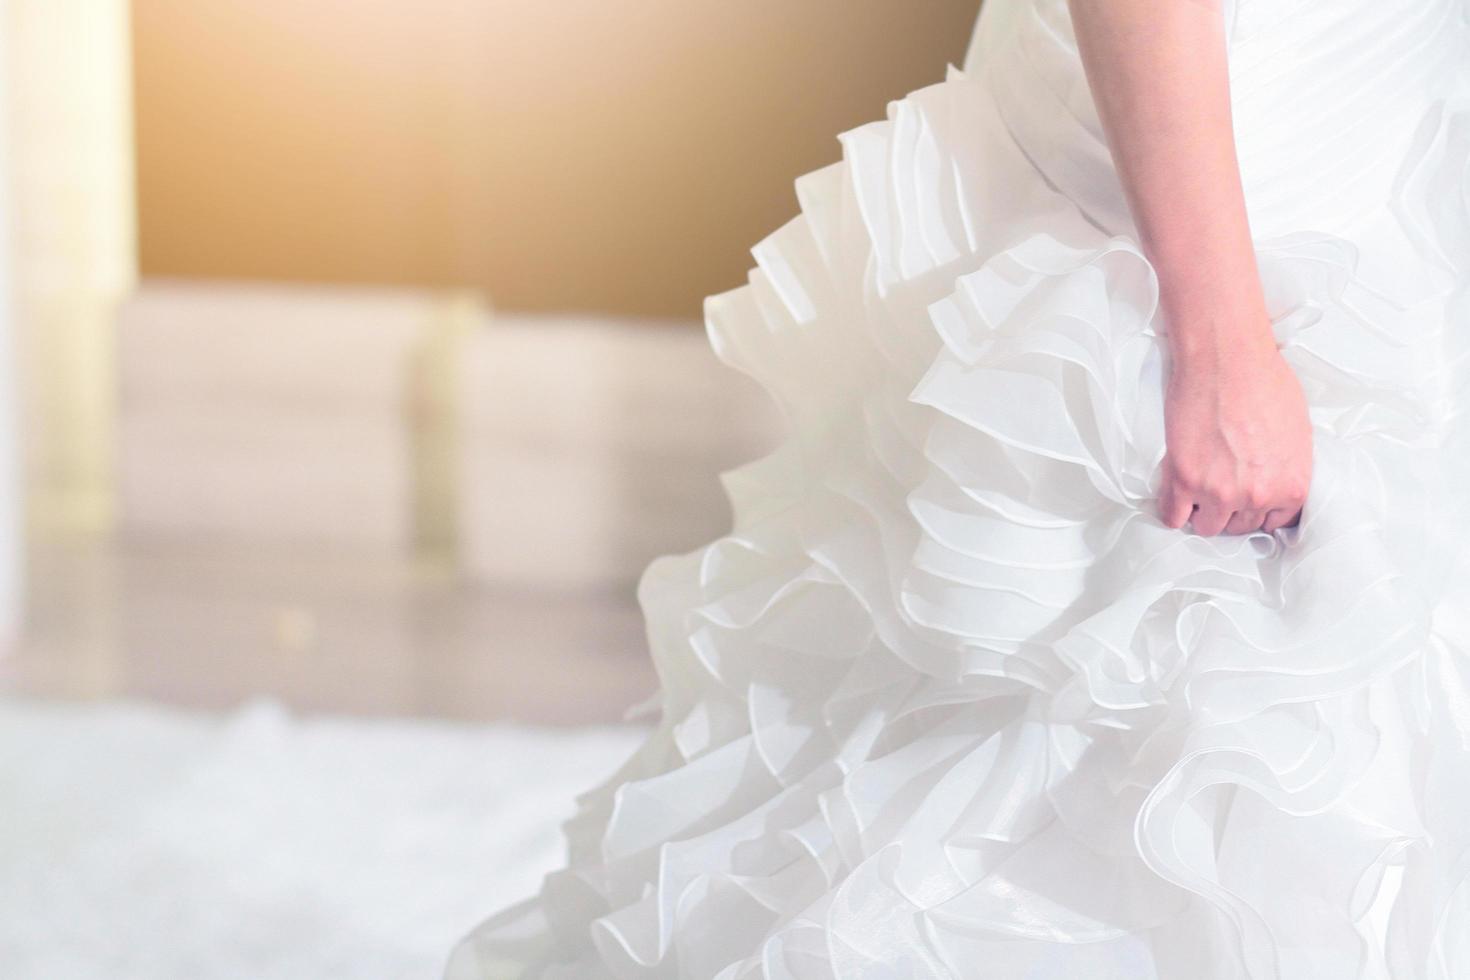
[1158,480,1194,529]
[1190,500,1232,537]
[1261,507,1296,533]
[1224,509,1265,535]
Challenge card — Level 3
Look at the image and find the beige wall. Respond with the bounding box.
[132,0,980,318]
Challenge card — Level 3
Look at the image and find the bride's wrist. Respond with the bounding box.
[1165,320,1278,368]
[1159,289,1278,368]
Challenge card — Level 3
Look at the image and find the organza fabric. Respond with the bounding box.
[449,1,1470,976]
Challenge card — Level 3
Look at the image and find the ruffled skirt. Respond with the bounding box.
[449,3,1470,976]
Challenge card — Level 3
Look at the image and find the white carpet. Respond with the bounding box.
[0,698,646,980]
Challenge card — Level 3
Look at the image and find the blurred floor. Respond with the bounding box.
[2,532,658,724]
[0,697,645,979]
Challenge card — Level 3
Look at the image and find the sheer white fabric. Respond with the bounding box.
[449,1,1470,976]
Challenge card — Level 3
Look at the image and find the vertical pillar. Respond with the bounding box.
[5,0,137,534]
[0,0,24,641]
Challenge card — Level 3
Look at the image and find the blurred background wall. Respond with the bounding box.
[4,0,982,722]
[132,0,979,316]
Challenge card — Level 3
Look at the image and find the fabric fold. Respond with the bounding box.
[448,2,1470,977]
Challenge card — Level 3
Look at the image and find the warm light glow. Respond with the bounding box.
[131,0,978,317]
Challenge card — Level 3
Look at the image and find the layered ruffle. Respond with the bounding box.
[449,25,1470,980]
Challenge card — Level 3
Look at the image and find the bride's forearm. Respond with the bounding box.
[1066,0,1274,364]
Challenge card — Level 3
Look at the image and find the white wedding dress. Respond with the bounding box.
[450,0,1470,976]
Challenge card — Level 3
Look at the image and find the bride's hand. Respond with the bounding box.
[1068,0,1314,537]
[1157,326,1313,536]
